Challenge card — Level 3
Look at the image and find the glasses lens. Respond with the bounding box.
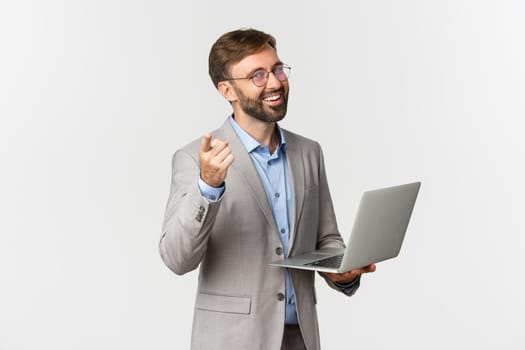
[251,69,268,86]
[273,65,290,81]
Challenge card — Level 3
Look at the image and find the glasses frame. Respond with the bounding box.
[225,64,291,87]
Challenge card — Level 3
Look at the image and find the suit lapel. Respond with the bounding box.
[283,130,305,251]
[215,120,277,231]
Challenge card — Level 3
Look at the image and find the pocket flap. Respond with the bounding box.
[195,293,251,314]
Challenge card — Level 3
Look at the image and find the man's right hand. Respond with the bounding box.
[199,133,234,188]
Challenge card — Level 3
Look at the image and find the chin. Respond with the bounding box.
[267,108,287,122]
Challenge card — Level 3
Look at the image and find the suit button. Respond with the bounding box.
[275,247,283,255]
[277,293,285,301]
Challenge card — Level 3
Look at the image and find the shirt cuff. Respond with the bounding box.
[334,275,361,296]
[198,177,225,202]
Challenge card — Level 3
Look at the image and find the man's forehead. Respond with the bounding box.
[230,45,281,74]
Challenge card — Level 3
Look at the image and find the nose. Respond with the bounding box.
[265,71,282,89]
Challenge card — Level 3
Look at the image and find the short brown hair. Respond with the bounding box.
[208,28,276,88]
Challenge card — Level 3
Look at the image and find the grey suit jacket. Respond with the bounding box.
[160,119,357,350]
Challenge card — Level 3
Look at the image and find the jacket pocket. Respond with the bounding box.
[195,292,252,315]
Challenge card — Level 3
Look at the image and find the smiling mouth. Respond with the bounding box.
[263,94,281,102]
[261,90,284,106]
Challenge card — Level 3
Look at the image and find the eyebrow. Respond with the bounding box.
[246,61,284,77]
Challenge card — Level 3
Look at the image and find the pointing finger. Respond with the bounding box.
[200,133,212,153]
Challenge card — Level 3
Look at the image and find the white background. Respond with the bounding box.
[1,0,524,349]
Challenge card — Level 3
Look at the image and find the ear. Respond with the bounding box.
[217,81,237,103]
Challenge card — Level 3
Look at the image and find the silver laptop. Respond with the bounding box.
[269,182,421,273]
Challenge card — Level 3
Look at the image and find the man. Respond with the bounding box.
[160,28,375,350]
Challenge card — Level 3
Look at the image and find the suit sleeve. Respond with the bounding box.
[315,144,361,296]
[159,149,222,275]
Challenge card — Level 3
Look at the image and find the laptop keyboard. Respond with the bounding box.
[304,254,343,268]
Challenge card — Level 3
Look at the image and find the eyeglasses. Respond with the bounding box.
[226,64,291,87]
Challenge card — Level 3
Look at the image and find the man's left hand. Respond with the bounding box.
[322,263,376,284]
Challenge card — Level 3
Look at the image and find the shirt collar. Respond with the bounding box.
[228,115,287,153]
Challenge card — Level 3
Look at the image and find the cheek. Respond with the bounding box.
[241,87,263,102]
[255,88,266,100]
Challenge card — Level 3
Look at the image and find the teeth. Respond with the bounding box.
[263,94,280,102]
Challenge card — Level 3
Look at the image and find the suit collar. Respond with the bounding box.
[215,119,277,231]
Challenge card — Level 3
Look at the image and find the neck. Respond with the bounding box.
[232,112,279,153]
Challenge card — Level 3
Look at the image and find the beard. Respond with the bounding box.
[233,85,289,123]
